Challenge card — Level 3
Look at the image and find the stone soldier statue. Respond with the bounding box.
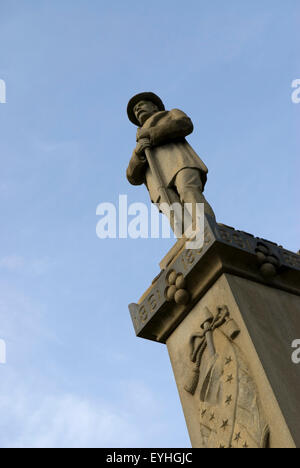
[126,92,216,234]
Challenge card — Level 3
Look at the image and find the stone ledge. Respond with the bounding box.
[129,217,300,344]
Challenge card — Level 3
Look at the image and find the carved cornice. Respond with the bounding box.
[129,217,300,344]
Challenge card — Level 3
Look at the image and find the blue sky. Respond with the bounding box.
[0,0,299,447]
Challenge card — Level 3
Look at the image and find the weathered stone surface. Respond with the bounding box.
[126,92,216,233]
[129,217,300,343]
[128,217,300,448]
[166,275,297,448]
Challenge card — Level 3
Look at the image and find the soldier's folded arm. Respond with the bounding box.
[126,149,147,185]
[148,109,194,146]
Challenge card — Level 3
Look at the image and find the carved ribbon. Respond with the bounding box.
[185,305,240,395]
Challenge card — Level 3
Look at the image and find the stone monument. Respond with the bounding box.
[126,92,300,448]
[126,92,215,236]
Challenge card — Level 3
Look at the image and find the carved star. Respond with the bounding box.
[209,413,215,422]
[220,419,229,431]
[226,374,233,383]
[225,356,233,366]
[234,432,241,442]
[225,395,233,406]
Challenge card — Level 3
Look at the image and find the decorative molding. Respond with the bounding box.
[129,217,300,342]
[165,270,190,305]
[255,242,280,278]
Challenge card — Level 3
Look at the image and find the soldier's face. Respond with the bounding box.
[134,100,159,125]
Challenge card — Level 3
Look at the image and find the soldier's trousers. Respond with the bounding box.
[165,168,216,236]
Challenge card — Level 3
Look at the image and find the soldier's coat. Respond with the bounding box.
[126,109,208,203]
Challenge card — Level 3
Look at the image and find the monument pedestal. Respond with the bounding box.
[129,218,300,448]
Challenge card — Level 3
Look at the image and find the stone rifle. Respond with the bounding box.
[141,139,172,206]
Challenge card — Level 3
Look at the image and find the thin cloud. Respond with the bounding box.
[0,374,170,448]
[0,255,55,276]
[0,255,25,272]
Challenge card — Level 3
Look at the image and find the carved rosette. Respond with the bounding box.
[184,306,270,448]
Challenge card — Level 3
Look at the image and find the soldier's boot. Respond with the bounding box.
[181,189,216,232]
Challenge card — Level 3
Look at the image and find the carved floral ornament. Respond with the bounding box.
[184,305,270,449]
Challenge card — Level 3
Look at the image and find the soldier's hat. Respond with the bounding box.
[127,92,165,126]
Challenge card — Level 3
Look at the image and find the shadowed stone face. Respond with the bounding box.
[133,100,159,126]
